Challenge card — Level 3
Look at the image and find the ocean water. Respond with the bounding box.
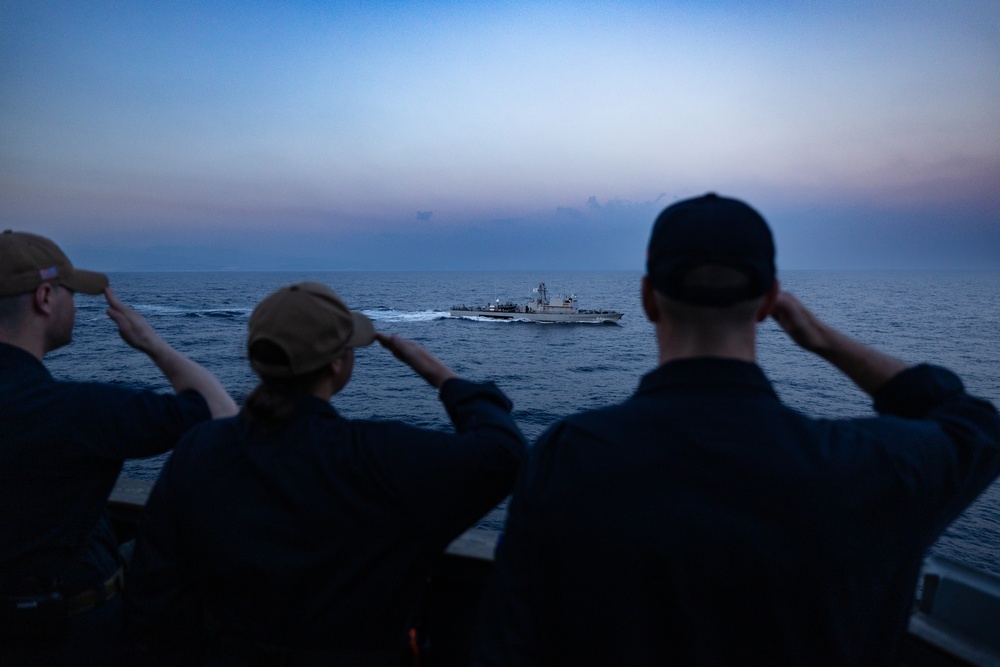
[46,270,1000,575]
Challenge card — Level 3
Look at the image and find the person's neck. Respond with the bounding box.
[0,328,46,361]
[656,324,757,365]
[311,368,348,402]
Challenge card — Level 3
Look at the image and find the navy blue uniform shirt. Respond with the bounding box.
[474,359,1000,666]
[0,341,210,593]
[127,378,526,663]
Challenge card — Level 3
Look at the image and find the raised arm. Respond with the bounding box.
[375,332,460,388]
[104,287,238,418]
[373,331,525,541]
[770,290,909,396]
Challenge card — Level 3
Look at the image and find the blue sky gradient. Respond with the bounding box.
[2,1,998,270]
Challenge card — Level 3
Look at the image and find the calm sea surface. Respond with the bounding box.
[46,270,1000,575]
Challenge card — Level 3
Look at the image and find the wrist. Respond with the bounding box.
[145,338,178,365]
[801,319,838,356]
[431,369,460,389]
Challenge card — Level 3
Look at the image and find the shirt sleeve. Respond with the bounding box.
[76,386,211,460]
[356,379,527,542]
[869,363,1000,528]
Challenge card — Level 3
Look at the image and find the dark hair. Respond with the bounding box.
[659,264,765,326]
[243,340,331,431]
[680,263,753,293]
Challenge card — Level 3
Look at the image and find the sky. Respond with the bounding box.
[1,1,998,271]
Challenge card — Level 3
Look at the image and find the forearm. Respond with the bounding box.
[421,357,459,388]
[772,291,909,397]
[376,332,459,388]
[387,382,526,539]
[146,342,238,418]
[810,324,910,396]
[104,287,236,417]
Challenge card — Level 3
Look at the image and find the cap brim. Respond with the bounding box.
[347,311,376,347]
[63,269,109,295]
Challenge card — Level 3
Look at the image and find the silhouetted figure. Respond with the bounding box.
[127,281,526,665]
[0,231,236,666]
[473,194,1000,666]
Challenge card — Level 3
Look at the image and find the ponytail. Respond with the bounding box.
[243,341,332,431]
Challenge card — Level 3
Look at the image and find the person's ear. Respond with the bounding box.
[641,276,661,323]
[326,349,355,396]
[33,283,55,316]
[756,279,780,322]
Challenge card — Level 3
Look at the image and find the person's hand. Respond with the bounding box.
[772,289,909,394]
[104,287,166,355]
[770,291,831,353]
[376,332,459,388]
[103,287,237,417]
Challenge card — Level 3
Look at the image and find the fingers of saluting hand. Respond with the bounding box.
[770,291,827,352]
[103,287,130,325]
[103,287,142,327]
[103,287,158,351]
[771,290,801,316]
[770,291,805,328]
[103,287,127,318]
[375,332,406,358]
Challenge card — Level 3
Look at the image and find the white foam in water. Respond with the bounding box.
[131,304,190,315]
[131,304,252,317]
[200,308,252,317]
[362,309,446,323]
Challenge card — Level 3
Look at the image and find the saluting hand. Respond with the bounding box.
[104,287,167,355]
[770,291,832,354]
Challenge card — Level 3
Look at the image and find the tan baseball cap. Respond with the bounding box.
[247,281,376,378]
[0,230,109,297]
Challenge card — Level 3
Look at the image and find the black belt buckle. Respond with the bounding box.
[1,589,68,642]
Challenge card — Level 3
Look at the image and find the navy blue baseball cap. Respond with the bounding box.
[646,193,776,307]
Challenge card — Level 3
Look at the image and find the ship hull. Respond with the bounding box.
[451,282,623,323]
[450,309,622,323]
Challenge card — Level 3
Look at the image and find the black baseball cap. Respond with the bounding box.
[646,193,775,307]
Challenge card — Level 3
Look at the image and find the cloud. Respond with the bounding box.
[585,194,672,215]
[556,206,585,220]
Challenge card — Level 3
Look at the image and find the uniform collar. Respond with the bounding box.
[290,392,340,418]
[636,356,778,399]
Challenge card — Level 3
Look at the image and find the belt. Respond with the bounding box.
[65,567,124,616]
